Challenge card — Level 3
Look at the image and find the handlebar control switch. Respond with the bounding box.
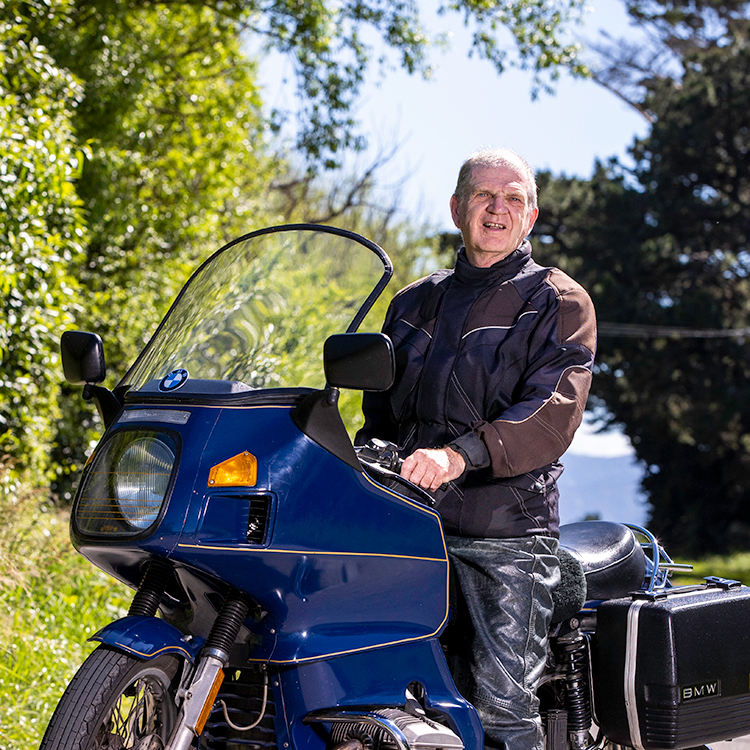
[356,439,402,472]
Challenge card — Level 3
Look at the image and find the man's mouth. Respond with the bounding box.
[483,222,506,229]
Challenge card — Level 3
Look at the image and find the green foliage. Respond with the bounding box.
[587,0,750,119]
[0,465,130,748]
[0,0,87,480]
[534,14,750,555]
[34,0,277,359]
[441,0,588,93]
[675,552,750,586]
[25,0,281,499]
[240,0,589,167]
[625,0,749,41]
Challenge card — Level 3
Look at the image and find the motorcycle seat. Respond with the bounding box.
[446,522,647,628]
[559,521,646,601]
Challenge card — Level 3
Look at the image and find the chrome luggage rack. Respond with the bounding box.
[625,524,694,593]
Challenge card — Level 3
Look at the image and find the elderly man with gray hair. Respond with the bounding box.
[357,148,596,750]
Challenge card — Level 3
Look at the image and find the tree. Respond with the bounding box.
[534,16,750,554]
[33,0,591,171]
[237,0,590,168]
[0,0,87,482]
[586,0,749,116]
[26,0,282,498]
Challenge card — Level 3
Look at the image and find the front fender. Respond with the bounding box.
[90,615,204,662]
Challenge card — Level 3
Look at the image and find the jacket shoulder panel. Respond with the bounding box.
[465,281,528,332]
[392,268,453,301]
[543,268,597,353]
[388,269,453,332]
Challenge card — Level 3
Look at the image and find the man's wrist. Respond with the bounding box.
[444,446,467,476]
[448,432,491,471]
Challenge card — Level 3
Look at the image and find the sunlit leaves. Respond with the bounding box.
[241,0,587,167]
[0,0,87,479]
[441,0,588,92]
[25,1,281,497]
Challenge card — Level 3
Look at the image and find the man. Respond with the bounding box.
[357,148,596,750]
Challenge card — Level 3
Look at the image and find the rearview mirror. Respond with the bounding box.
[324,333,395,392]
[60,331,106,385]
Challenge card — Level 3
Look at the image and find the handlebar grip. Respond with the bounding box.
[355,439,436,507]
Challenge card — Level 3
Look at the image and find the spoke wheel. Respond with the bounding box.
[40,645,181,750]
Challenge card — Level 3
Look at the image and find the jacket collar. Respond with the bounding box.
[454,240,533,286]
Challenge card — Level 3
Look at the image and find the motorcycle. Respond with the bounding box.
[42,224,750,750]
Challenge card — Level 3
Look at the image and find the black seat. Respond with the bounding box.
[559,521,646,601]
[447,521,647,628]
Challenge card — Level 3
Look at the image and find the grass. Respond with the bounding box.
[0,472,130,750]
[2,462,750,749]
[671,551,750,586]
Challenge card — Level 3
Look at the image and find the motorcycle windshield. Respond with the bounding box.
[121,225,392,394]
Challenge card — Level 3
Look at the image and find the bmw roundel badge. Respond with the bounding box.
[159,368,189,392]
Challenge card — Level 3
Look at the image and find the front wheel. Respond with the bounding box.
[40,644,182,750]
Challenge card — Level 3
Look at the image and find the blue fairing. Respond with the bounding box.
[171,405,450,663]
[279,639,484,750]
[78,404,450,664]
[91,615,204,662]
[63,226,483,750]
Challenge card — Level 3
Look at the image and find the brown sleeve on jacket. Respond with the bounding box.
[475,366,592,477]
[474,269,596,477]
[547,270,597,353]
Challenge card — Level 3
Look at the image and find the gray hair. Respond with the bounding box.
[453,148,538,211]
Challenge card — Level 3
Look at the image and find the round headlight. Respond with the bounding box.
[113,437,175,529]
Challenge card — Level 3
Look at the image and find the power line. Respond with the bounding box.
[598,322,750,339]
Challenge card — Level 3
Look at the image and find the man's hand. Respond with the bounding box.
[401,447,466,491]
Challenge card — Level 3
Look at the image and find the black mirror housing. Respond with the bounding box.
[324,333,395,392]
[61,331,107,385]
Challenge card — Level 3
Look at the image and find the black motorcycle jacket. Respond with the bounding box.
[357,242,597,539]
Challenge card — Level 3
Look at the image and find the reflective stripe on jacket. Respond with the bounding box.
[357,242,596,539]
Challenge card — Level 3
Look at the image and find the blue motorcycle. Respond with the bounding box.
[42,224,750,750]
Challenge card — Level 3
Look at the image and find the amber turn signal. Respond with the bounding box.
[208,451,257,487]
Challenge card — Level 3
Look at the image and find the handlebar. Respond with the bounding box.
[355,439,436,507]
[355,439,403,472]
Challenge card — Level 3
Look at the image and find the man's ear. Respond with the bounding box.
[526,206,540,236]
[450,193,462,228]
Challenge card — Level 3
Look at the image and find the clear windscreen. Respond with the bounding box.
[122,227,390,394]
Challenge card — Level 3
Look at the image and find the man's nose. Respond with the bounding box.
[488,195,509,213]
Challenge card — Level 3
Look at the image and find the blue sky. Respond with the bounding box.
[257,0,651,232]
[258,0,646,466]
[338,0,651,231]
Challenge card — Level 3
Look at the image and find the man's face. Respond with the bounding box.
[450,164,539,268]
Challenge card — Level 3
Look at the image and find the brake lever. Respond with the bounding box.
[356,440,437,507]
[355,438,402,472]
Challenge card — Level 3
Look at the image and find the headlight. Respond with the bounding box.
[113,437,175,529]
[74,430,177,537]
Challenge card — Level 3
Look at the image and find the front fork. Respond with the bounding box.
[129,561,252,750]
[166,595,251,750]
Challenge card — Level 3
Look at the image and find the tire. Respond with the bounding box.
[40,644,182,750]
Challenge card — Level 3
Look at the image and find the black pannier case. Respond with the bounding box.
[593,580,750,749]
